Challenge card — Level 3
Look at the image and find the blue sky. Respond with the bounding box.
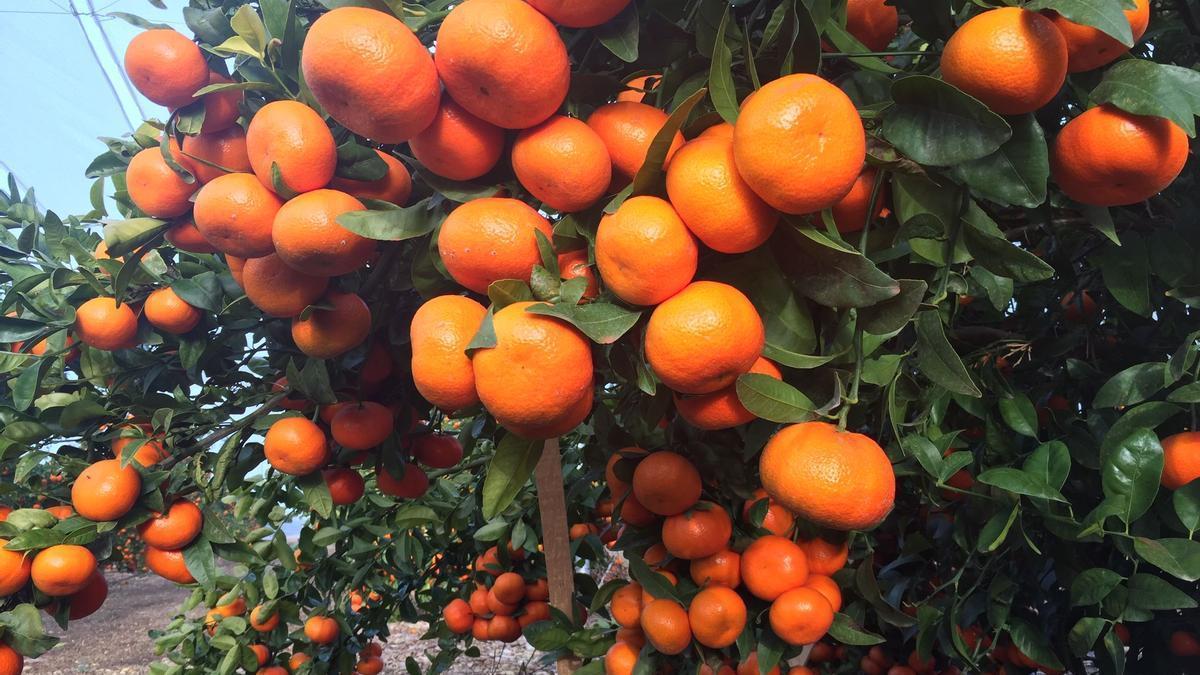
[0,0,186,214]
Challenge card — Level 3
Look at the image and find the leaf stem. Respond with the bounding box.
[838,319,864,431]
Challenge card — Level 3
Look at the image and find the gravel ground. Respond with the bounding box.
[24,573,551,674]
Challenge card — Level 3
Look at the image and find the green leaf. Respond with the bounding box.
[481,435,542,520]
[1133,537,1200,582]
[1007,617,1064,671]
[902,435,944,479]
[999,394,1039,438]
[488,280,534,309]
[183,537,217,587]
[1101,428,1163,523]
[854,557,918,627]
[523,620,572,651]
[785,227,901,308]
[914,311,982,397]
[1167,382,1200,403]
[960,205,1054,282]
[1070,568,1123,607]
[1090,60,1200,137]
[59,400,110,430]
[709,8,739,124]
[103,218,168,258]
[735,373,816,423]
[337,199,440,241]
[859,279,927,335]
[1093,362,1168,408]
[229,4,268,54]
[630,87,707,197]
[1173,481,1200,531]
[0,317,49,343]
[0,604,57,657]
[1126,571,1198,607]
[1026,0,1134,45]
[883,75,1012,166]
[952,114,1049,208]
[465,310,497,354]
[171,272,222,313]
[298,472,333,519]
[11,358,53,412]
[1068,617,1107,657]
[976,468,1067,502]
[595,2,639,62]
[822,19,899,74]
[827,613,885,645]
[627,556,680,601]
[1024,441,1071,491]
[781,1,821,75]
[525,302,641,345]
[1092,235,1152,316]
[334,140,388,181]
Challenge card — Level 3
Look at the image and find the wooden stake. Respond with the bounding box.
[534,437,579,675]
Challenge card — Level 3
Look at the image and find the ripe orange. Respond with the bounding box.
[362,642,384,658]
[492,572,526,604]
[615,626,645,649]
[617,74,661,104]
[472,302,594,439]
[845,0,900,51]
[487,614,521,642]
[137,499,202,550]
[827,167,890,234]
[62,570,108,620]
[245,100,337,193]
[689,549,741,588]
[181,125,252,184]
[113,429,170,468]
[688,586,746,649]
[357,656,384,674]
[1061,290,1098,322]
[1169,630,1200,657]
[437,198,554,294]
[556,250,599,302]
[526,578,550,601]
[242,254,329,318]
[302,7,439,142]
[1051,104,1189,207]
[144,287,202,335]
[0,538,31,595]
[527,0,632,27]
[126,143,197,218]
[304,615,339,644]
[288,653,312,671]
[760,421,896,530]
[611,581,644,627]
[471,618,489,641]
[329,150,413,205]
[435,0,570,129]
[410,295,487,413]
[519,600,551,628]
[631,452,701,516]
[699,121,734,141]
[31,544,96,596]
[226,255,246,286]
[124,29,209,108]
[249,644,269,667]
[587,102,685,185]
[619,495,658,528]
[71,459,141,522]
[324,468,365,505]
[272,189,374,276]
[165,220,218,254]
[512,115,613,213]
[605,447,647,498]
[331,402,394,450]
[193,172,283,258]
[676,357,782,430]
[799,534,849,576]
[1160,431,1200,490]
[44,505,74,520]
[661,502,732,560]
[741,535,808,601]
[595,196,698,306]
[188,72,242,134]
[444,598,474,634]
[804,574,842,612]
[290,291,372,359]
[733,73,865,214]
[640,599,691,655]
[1048,0,1150,72]
[410,95,505,181]
[645,281,764,394]
[411,434,464,469]
[769,586,834,645]
[0,642,22,675]
[940,8,1067,115]
[263,417,328,476]
[605,641,639,675]
[666,135,778,253]
[376,462,429,498]
[250,605,281,631]
[469,585,492,615]
[74,298,138,351]
[737,654,781,675]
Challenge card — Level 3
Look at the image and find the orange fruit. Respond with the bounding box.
[688,586,746,649]
[291,291,372,359]
[631,452,701,516]
[376,461,429,498]
[245,100,337,193]
[264,417,328,476]
[123,29,208,108]
[733,73,865,214]
[249,644,269,667]
[741,489,796,536]
[604,641,638,675]
[0,539,31,596]
[242,254,329,318]
[759,421,896,530]
[798,535,849,576]
[304,615,339,644]
[512,115,612,212]
[615,626,646,649]
[827,167,889,234]
[410,295,487,413]
[329,150,413,205]
[71,458,141,522]
[331,402,394,450]
[469,585,492,615]
[144,287,202,335]
[661,502,732,560]
[126,142,197,218]
[44,505,74,520]
[689,549,741,588]
[804,574,842,612]
[165,220,218,254]
[1048,0,1150,72]
[556,250,600,302]
[1169,630,1200,657]
[272,189,374,276]
[288,653,312,671]
[611,581,644,627]
[488,615,522,642]
[665,135,778,253]
[492,572,526,604]
[0,642,21,675]
[74,298,138,351]
[737,654,781,675]
[193,172,283,258]
[699,121,734,141]
[249,605,280,631]
[362,643,384,658]
[137,499,203,550]
[605,447,647,498]
[526,578,550,601]
[940,8,1067,115]
[741,535,808,601]
[645,281,764,394]
[617,74,661,104]
[640,599,691,655]
[519,600,551,628]
[31,544,96,596]
[324,468,365,505]
[486,588,518,616]
[845,0,900,51]
[676,357,782,430]
[410,95,505,181]
[587,102,685,186]
[189,72,242,133]
[357,656,384,674]
[411,434,464,469]
[1051,104,1189,207]
[1061,290,1098,322]
[471,618,489,640]
[443,598,475,634]
[1161,431,1200,490]
[181,125,251,184]
[226,255,246,286]
[302,7,439,142]
[437,198,554,294]
[527,0,632,27]
[435,0,569,129]
[595,196,697,306]
[62,570,108,620]
[472,301,594,439]
[769,586,834,645]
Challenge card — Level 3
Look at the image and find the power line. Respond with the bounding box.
[88,0,149,122]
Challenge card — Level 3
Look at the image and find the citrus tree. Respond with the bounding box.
[1,0,1199,674]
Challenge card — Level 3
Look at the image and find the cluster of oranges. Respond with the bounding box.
[442,558,554,644]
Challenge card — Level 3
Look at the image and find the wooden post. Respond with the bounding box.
[534,437,579,675]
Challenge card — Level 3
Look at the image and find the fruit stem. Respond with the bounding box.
[838,321,864,432]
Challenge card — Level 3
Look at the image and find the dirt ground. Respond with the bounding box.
[25,573,552,674]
